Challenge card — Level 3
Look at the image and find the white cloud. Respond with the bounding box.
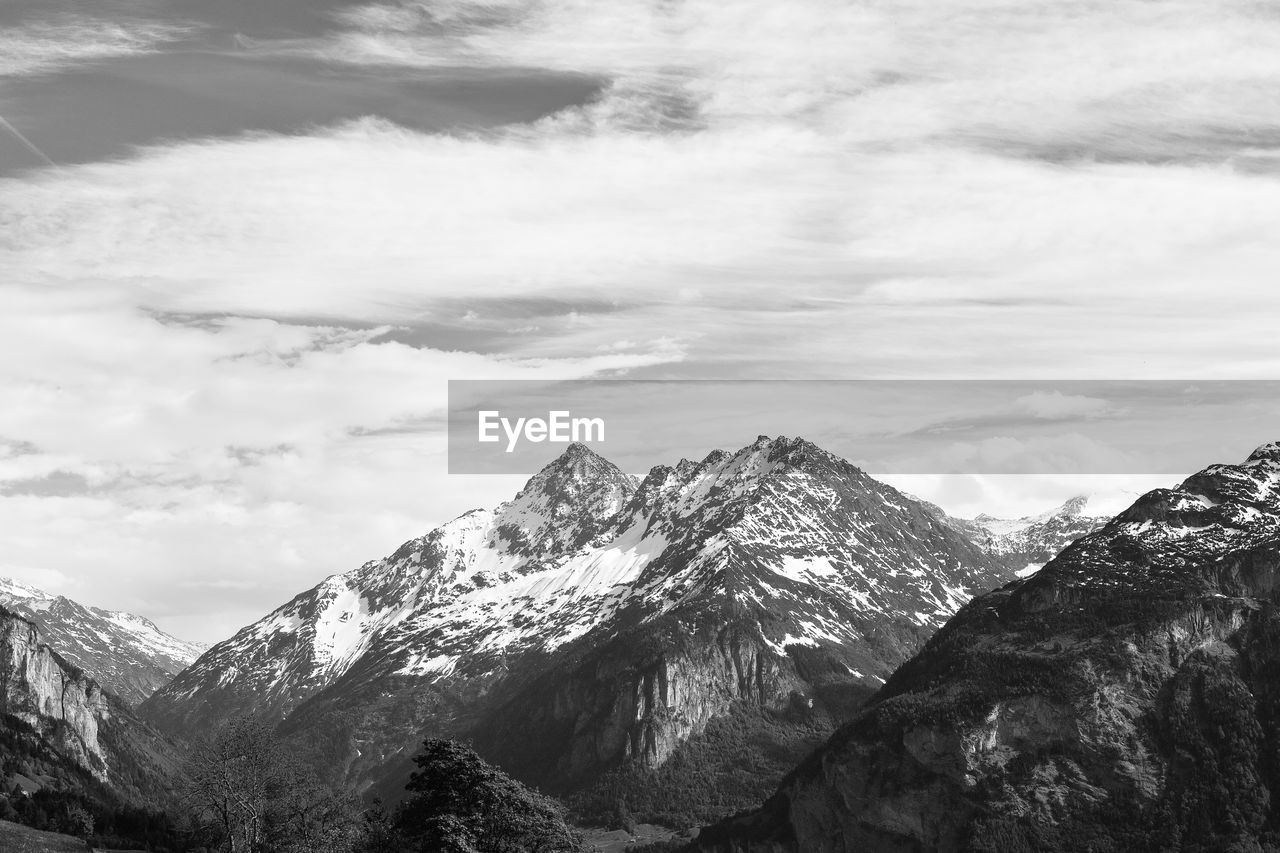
[5,0,1280,640]
[880,473,1171,521]
[1015,392,1113,421]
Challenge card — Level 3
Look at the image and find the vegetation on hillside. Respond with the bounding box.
[4,710,594,853]
[1,712,183,850]
[568,705,833,828]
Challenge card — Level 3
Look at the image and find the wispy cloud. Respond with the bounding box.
[0,16,198,76]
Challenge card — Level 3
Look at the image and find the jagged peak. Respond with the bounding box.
[514,442,629,495]
[728,434,850,475]
[744,433,828,459]
[608,435,903,545]
[492,443,639,559]
[560,440,607,462]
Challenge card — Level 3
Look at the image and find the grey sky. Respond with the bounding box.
[3,0,1280,641]
[447,380,1280,477]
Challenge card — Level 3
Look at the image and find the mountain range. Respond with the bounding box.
[939,495,1105,578]
[0,578,204,706]
[700,440,1280,852]
[141,436,1041,822]
[23,430,1273,851]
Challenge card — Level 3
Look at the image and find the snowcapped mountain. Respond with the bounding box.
[954,495,1105,577]
[0,578,204,705]
[142,443,640,732]
[700,441,1280,852]
[142,437,1014,817]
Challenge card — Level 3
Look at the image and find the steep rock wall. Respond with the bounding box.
[0,611,111,777]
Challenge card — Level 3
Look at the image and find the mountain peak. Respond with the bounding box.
[1058,494,1090,516]
[746,433,823,456]
[559,440,604,461]
[495,443,638,558]
[727,435,848,479]
[516,441,631,499]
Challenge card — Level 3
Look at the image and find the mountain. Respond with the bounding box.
[0,605,180,805]
[699,441,1280,852]
[0,578,204,705]
[142,437,1016,823]
[915,495,1105,579]
[947,496,1106,578]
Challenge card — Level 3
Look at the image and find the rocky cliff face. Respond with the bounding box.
[0,578,204,705]
[0,606,178,800]
[0,609,110,776]
[701,441,1280,853]
[144,437,1014,818]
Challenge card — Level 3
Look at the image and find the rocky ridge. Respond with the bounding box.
[700,441,1280,852]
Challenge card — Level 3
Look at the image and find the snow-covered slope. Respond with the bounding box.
[0,578,204,705]
[143,442,639,730]
[142,437,1014,805]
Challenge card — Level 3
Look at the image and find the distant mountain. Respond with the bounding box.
[700,441,1280,852]
[0,578,204,705]
[143,437,1016,823]
[940,495,1106,578]
[0,605,180,804]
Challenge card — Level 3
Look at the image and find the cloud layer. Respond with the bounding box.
[4,0,1280,639]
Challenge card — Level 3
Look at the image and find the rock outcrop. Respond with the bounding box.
[700,441,1280,853]
[0,609,111,776]
[0,606,179,800]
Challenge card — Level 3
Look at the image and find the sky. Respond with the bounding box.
[3,0,1280,642]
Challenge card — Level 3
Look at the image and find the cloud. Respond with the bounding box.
[880,473,1172,522]
[0,16,197,76]
[6,0,1280,639]
[889,433,1144,476]
[0,284,675,638]
[1014,391,1114,421]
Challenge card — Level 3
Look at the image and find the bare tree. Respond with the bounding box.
[182,717,282,853]
[182,717,365,853]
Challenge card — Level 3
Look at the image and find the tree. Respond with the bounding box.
[613,798,637,835]
[182,716,361,853]
[394,739,587,853]
[182,718,280,852]
[63,802,94,838]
